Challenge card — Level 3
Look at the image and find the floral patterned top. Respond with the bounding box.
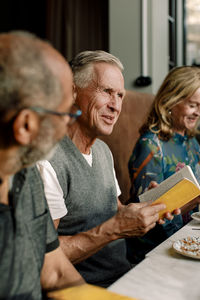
[127,131,200,263]
[129,131,200,201]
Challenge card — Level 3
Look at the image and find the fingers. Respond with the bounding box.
[115,202,168,238]
[163,211,174,221]
[158,208,181,224]
[148,181,159,190]
[115,203,159,237]
[129,202,166,221]
[150,203,166,213]
[131,201,165,211]
[173,208,181,215]
[138,204,166,230]
[131,201,151,209]
[140,221,157,234]
[157,218,165,225]
[163,208,181,220]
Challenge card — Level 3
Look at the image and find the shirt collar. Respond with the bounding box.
[172,132,188,143]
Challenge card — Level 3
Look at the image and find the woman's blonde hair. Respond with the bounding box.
[141,66,200,140]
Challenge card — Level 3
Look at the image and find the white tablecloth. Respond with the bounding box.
[108,220,200,300]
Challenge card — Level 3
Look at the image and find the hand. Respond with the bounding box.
[113,201,166,238]
[148,181,181,224]
[148,180,159,190]
[158,208,181,224]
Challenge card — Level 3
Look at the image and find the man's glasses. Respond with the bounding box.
[29,105,82,125]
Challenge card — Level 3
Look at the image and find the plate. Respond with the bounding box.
[191,212,200,222]
[172,236,200,259]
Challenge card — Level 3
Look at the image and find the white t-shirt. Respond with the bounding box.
[37,150,121,220]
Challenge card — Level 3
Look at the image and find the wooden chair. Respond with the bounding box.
[100,90,154,204]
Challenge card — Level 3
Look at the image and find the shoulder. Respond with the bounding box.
[130,132,163,163]
[190,136,200,147]
[37,160,58,183]
[25,165,43,184]
[95,138,109,147]
[49,136,73,166]
[13,166,48,215]
[94,139,114,164]
[136,131,159,148]
[94,138,112,154]
[187,137,200,155]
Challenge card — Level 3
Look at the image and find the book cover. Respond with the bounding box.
[47,284,138,300]
[138,165,200,218]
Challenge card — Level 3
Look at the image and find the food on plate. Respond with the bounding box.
[173,236,200,258]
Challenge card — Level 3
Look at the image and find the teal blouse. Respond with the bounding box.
[129,131,200,200]
[127,131,200,263]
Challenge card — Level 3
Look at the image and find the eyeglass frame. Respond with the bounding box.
[28,106,82,122]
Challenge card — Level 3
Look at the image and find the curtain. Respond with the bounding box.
[46,0,108,61]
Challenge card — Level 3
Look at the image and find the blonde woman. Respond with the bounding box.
[128,66,200,263]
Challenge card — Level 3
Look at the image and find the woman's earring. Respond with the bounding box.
[169,110,171,115]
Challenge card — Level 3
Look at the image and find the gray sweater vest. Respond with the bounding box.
[50,136,131,287]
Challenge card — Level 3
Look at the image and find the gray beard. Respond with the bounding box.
[18,118,57,168]
[43,144,57,160]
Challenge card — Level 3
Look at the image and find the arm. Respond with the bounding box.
[54,218,60,229]
[128,134,164,202]
[37,161,68,220]
[57,200,166,264]
[38,149,165,264]
[41,246,85,291]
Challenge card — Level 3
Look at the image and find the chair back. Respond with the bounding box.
[100,90,154,203]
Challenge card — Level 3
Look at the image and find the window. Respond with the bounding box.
[184,0,200,66]
[168,0,177,69]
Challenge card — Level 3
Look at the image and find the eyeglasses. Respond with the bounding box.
[29,105,82,125]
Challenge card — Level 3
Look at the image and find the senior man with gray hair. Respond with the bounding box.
[0,31,85,300]
[38,50,169,287]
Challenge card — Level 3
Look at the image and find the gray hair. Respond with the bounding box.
[70,50,124,88]
[0,31,63,122]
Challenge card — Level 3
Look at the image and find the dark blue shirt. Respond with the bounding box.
[0,166,59,299]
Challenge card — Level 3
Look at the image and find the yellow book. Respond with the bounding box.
[139,165,200,219]
[152,178,200,218]
[47,284,137,300]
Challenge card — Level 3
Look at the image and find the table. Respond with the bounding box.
[108,219,200,300]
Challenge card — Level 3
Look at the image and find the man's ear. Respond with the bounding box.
[13,109,40,145]
[73,84,77,102]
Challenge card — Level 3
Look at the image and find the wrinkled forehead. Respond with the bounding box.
[92,62,124,86]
